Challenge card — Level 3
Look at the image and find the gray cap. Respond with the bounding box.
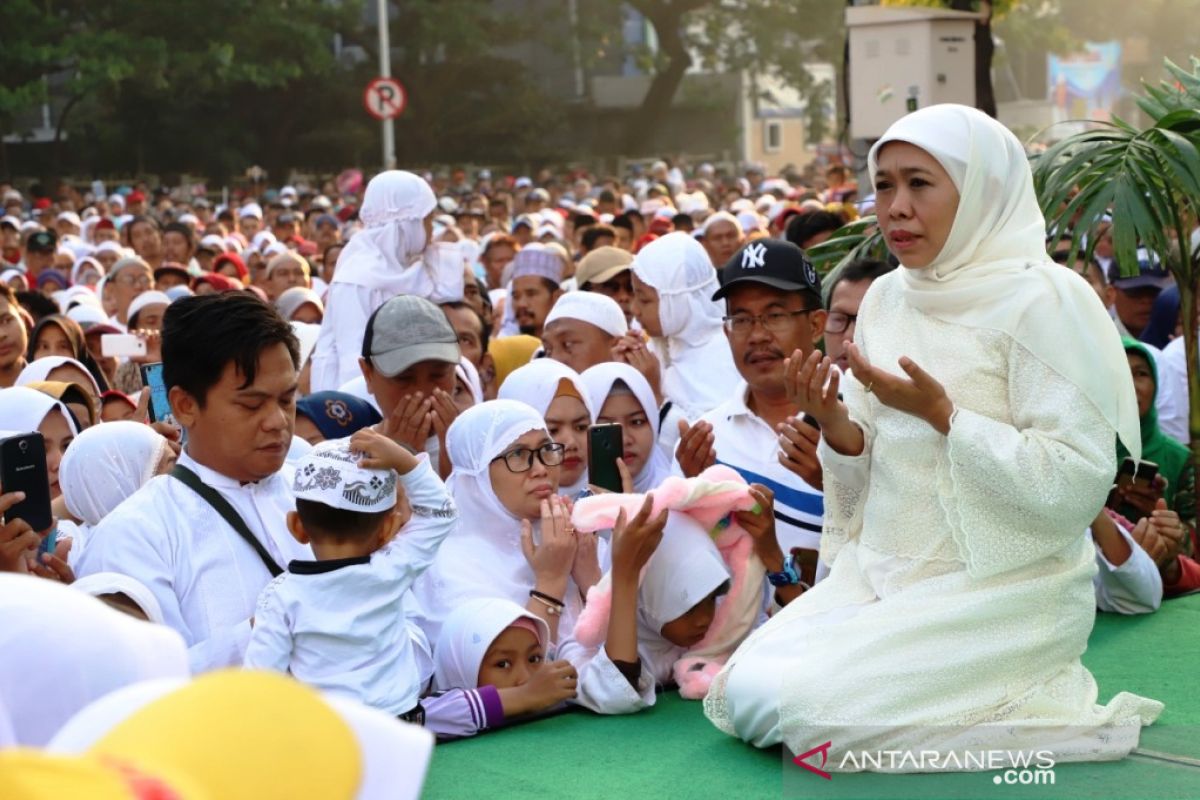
[362,295,460,378]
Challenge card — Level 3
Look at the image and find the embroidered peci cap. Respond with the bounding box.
[292,438,398,513]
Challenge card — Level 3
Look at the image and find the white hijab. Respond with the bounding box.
[433,597,551,691]
[0,385,79,435]
[868,104,1140,456]
[17,355,101,398]
[580,362,672,493]
[636,514,730,682]
[330,170,436,294]
[456,356,483,405]
[0,574,189,747]
[497,359,594,497]
[630,232,739,418]
[59,421,170,528]
[414,400,582,642]
[71,572,167,625]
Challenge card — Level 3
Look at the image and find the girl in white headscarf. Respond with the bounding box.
[412,400,581,645]
[0,386,78,499]
[580,363,672,493]
[17,354,102,399]
[630,232,740,420]
[497,358,594,497]
[452,356,483,413]
[0,574,188,747]
[706,104,1162,768]
[311,170,463,392]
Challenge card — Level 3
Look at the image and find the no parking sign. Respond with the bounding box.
[364,77,407,121]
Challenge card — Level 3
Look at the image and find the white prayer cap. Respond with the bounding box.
[514,176,533,189]
[56,211,82,227]
[127,291,171,325]
[544,291,628,338]
[262,241,289,258]
[728,198,753,214]
[197,234,226,252]
[20,220,41,234]
[736,210,764,234]
[701,211,740,236]
[293,438,397,513]
[107,193,125,208]
[239,202,264,220]
[177,213,199,227]
[535,223,560,241]
[280,185,298,199]
[67,304,107,328]
[94,240,126,256]
[507,244,564,286]
[251,230,276,251]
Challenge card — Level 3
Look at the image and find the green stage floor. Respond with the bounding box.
[423,595,1200,800]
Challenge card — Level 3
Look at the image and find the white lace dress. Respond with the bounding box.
[703,275,1163,770]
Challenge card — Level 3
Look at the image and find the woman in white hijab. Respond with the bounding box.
[580,363,672,494]
[705,104,1161,768]
[311,170,462,392]
[630,232,740,420]
[0,574,188,747]
[17,354,102,399]
[412,400,582,645]
[453,356,483,413]
[497,358,594,498]
[0,386,78,499]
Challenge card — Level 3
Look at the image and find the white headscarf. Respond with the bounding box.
[276,286,325,321]
[331,170,436,294]
[631,232,740,418]
[17,355,101,398]
[433,597,551,690]
[497,359,594,497]
[456,356,484,406]
[580,362,672,493]
[71,572,167,625]
[635,514,730,681]
[59,421,170,528]
[0,385,79,435]
[0,574,188,746]
[868,104,1141,456]
[414,400,581,642]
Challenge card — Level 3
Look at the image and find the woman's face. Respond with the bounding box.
[40,409,75,499]
[597,391,654,481]
[451,376,476,414]
[33,324,74,360]
[293,412,324,446]
[873,141,960,269]
[476,625,545,689]
[1129,352,1155,417]
[543,394,590,488]
[630,273,663,337]
[488,429,560,520]
[290,302,323,325]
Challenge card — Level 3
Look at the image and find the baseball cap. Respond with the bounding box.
[1107,247,1171,291]
[27,230,57,253]
[576,246,634,287]
[713,239,822,305]
[361,295,460,378]
[293,438,397,513]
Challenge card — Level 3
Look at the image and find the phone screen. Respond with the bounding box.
[140,363,173,425]
[587,424,624,493]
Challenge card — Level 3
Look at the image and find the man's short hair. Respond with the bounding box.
[162,292,299,408]
[162,222,194,247]
[442,300,492,354]
[294,498,391,543]
[785,211,845,249]
[581,224,616,252]
[825,258,895,305]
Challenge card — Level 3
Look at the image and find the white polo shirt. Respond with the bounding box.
[694,381,824,556]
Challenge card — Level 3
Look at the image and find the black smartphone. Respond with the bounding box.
[1115,456,1137,492]
[0,432,53,532]
[587,423,624,493]
[139,362,172,425]
[1133,460,1159,490]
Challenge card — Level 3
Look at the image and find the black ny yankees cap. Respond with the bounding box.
[712,238,822,306]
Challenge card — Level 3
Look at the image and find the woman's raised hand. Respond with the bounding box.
[846,343,954,435]
[520,495,578,587]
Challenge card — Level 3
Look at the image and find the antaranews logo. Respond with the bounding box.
[792,743,1057,785]
[792,741,832,780]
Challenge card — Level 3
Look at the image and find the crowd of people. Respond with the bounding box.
[0,103,1192,794]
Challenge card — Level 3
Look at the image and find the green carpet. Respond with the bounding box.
[423,595,1200,800]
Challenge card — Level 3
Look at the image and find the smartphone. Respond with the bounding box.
[587,423,624,493]
[1133,460,1159,490]
[139,362,173,424]
[102,333,147,359]
[1115,457,1137,492]
[0,432,53,532]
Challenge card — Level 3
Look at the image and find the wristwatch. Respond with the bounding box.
[766,552,802,587]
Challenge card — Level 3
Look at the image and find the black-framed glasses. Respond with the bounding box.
[824,311,857,334]
[722,309,814,336]
[491,442,566,473]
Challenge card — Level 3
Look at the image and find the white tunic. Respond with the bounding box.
[704,275,1163,768]
[75,452,310,672]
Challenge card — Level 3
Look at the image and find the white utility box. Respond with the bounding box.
[846,5,977,140]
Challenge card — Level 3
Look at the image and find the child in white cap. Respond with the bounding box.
[244,428,456,723]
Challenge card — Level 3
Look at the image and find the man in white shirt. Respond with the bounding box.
[675,239,827,588]
[78,292,307,671]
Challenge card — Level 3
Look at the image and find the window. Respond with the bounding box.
[764,120,783,153]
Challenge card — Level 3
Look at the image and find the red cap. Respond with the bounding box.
[127,191,146,203]
[33,198,51,210]
[633,233,659,253]
[336,206,357,223]
[648,217,673,236]
[192,272,242,293]
[211,252,248,281]
[95,217,116,230]
[100,389,137,410]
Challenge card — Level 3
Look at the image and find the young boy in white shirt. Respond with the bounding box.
[244,428,456,722]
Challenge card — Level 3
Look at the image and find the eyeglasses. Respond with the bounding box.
[491,442,566,473]
[116,274,153,289]
[722,309,814,336]
[824,311,858,334]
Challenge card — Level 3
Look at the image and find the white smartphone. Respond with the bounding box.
[101,333,147,358]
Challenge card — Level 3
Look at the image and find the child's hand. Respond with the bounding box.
[501,659,578,716]
[611,494,668,580]
[735,484,784,573]
[351,428,419,475]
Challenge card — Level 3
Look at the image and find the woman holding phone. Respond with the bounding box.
[705,105,1162,768]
